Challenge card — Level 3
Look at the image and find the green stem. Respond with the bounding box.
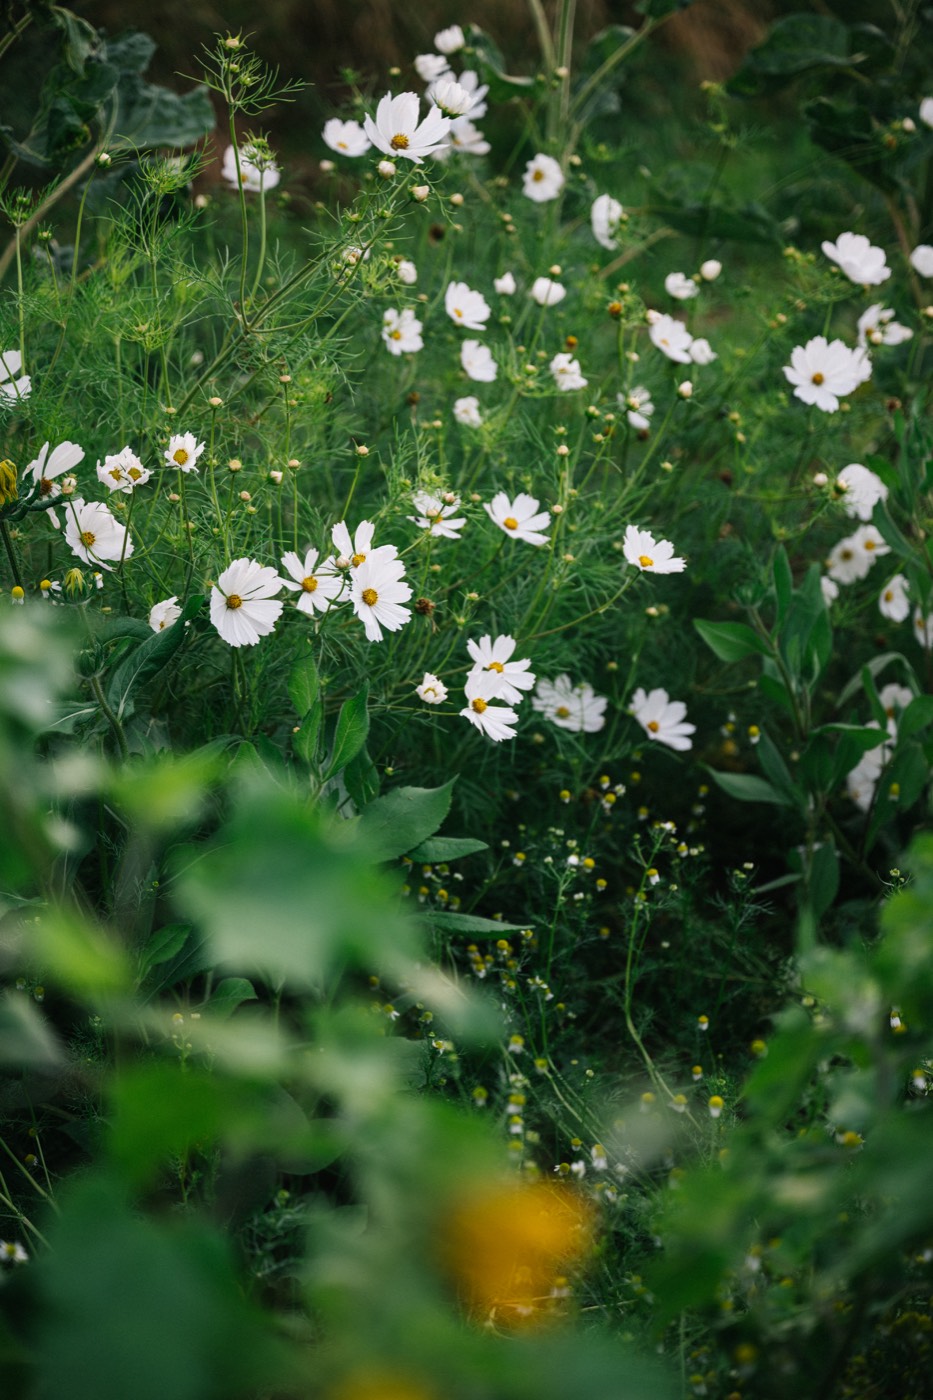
[1,519,23,589]
[90,673,129,761]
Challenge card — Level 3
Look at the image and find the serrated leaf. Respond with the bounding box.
[408,837,489,862]
[355,780,456,864]
[325,685,369,780]
[694,618,770,663]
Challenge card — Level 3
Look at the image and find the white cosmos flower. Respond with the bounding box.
[0,348,30,403]
[622,386,654,431]
[460,672,519,742]
[461,339,497,382]
[623,524,686,574]
[445,280,491,330]
[149,596,182,631]
[494,271,516,295]
[665,271,699,300]
[689,337,717,365]
[453,395,482,427]
[846,727,889,811]
[484,491,551,546]
[631,686,696,752]
[280,548,344,614]
[222,144,280,193]
[414,53,450,83]
[382,307,424,355]
[921,97,933,128]
[417,672,448,703]
[821,575,840,607]
[96,447,150,493]
[836,463,888,520]
[396,259,417,285]
[364,92,450,162]
[826,525,889,583]
[591,193,623,250]
[821,231,891,285]
[857,304,913,348]
[164,431,205,472]
[322,118,372,157]
[435,25,465,54]
[331,519,397,570]
[550,353,588,390]
[64,497,133,570]
[432,78,473,118]
[909,245,933,277]
[879,682,913,735]
[879,573,909,622]
[530,276,566,306]
[436,118,490,159]
[647,311,694,364]
[408,490,466,538]
[210,557,284,647]
[430,69,488,120]
[523,153,564,202]
[913,606,933,648]
[350,554,412,642]
[466,634,535,705]
[783,336,871,412]
[532,675,607,733]
[27,439,84,513]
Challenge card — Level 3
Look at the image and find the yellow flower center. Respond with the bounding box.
[361,587,378,606]
[39,477,53,496]
[647,720,660,732]
[80,530,96,546]
[638,554,654,568]
[840,548,853,560]
[556,705,570,718]
[864,539,876,551]
[390,133,410,150]
[454,307,463,318]
[301,576,318,592]
[128,467,143,481]
[226,593,243,609]
[503,516,519,530]
[532,169,544,181]
[471,697,488,714]
[108,469,124,482]
[352,551,366,566]
[173,448,189,465]
[389,329,402,339]
[337,140,347,150]
[812,371,825,385]
[487,661,504,673]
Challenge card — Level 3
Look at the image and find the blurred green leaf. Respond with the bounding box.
[0,991,62,1068]
[423,911,530,936]
[138,923,190,977]
[34,907,130,996]
[727,14,850,96]
[705,768,795,807]
[105,595,201,718]
[208,977,258,1020]
[408,836,489,862]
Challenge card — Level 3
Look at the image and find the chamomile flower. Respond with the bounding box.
[149,596,182,631]
[821,231,891,285]
[349,554,412,642]
[623,524,686,574]
[453,396,483,427]
[461,339,497,382]
[647,312,694,364]
[826,525,889,584]
[665,271,699,300]
[0,349,30,403]
[280,548,344,614]
[857,304,913,348]
[913,607,933,648]
[522,153,564,203]
[164,432,205,472]
[631,687,696,752]
[331,519,397,569]
[0,1241,27,1264]
[445,280,491,330]
[532,675,607,733]
[466,634,535,705]
[550,353,588,390]
[364,91,451,162]
[63,498,133,570]
[783,336,871,412]
[591,194,624,250]
[210,557,284,647]
[322,118,372,157]
[530,277,566,306]
[484,491,551,546]
[879,573,909,622]
[27,439,85,519]
[836,463,888,521]
[408,490,466,538]
[96,447,150,493]
[622,386,655,431]
[382,307,424,355]
[460,672,519,742]
[846,727,889,810]
[416,672,448,704]
[222,143,280,193]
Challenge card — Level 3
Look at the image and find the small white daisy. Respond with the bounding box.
[210,557,284,647]
[591,193,624,250]
[222,143,280,193]
[280,548,344,614]
[63,498,133,570]
[878,573,909,622]
[484,491,551,546]
[364,91,450,162]
[647,311,694,364]
[460,672,519,741]
[665,271,699,300]
[522,153,564,203]
[494,271,517,295]
[821,231,891,285]
[532,675,607,733]
[453,396,482,427]
[549,353,587,391]
[331,519,397,569]
[857,304,913,348]
[783,336,871,412]
[836,463,888,521]
[530,277,566,307]
[466,634,535,705]
[149,596,182,631]
[445,280,491,330]
[623,524,686,574]
[382,307,424,355]
[408,491,466,539]
[350,554,412,642]
[0,349,30,403]
[164,432,205,472]
[416,672,448,704]
[322,118,372,157]
[631,687,695,752]
[461,339,497,382]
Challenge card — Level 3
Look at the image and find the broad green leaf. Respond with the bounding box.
[807,841,839,921]
[755,731,800,807]
[325,684,369,780]
[293,705,322,766]
[344,746,380,810]
[837,651,910,707]
[287,651,319,718]
[207,977,258,1021]
[727,15,849,97]
[106,595,201,717]
[34,907,130,996]
[694,618,770,663]
[896,694,933,741]
[424,911,530,936]
[772,546,793,625]
[138,923,190,976]
[705,768,795,807]
[408,836,489,862]
[355,780,456,864]
[466,25,537,101]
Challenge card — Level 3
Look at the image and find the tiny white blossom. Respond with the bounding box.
[484,491,551,546]
[322,118,372,157]
[408,490,466,538]
[445,280,491,330]
[27,439,84,516]
[665,271,699,300]
[826,525,889,584]
[878,573,909,622]
[821,231,891,285]
[920,97,933,128]
[647,311,693,364]
[382,307,424,355]
[689,337,717,365]
[432,78,473,118]
[783,336,871,412]
[461,339,497,382]
[532,675,607,733]
[331,519,397,570]
[622,386,655,431]
[857,304,913,348]
[280,548,344,614]
[165,432,205,472]
[0,348,31,403]
[699,259,722,281]
[437,118,490,158]
[149,596,182,631]
[523,153,564,203]
[623,524,686,574]
[550,352,587,391]
[821,575,840,606]
[453,396,483,427]
[530,276,566,307]
[416,672,448,704]
[222,143,280,193]
[631,687,696,752]
[396,259,418,285]
[434,25,465,55]
[210,557,284,647]
[591,193,624,250]
[364,92,450,163]
[494,271,517,295]
[466,634,535,705]
[97,447,150,494]
[909,245,933,278]
[836,463,888,520]
[460,672,519,742]
[350,554,412,642]
[914,606,933,648]
[413,53,450,84]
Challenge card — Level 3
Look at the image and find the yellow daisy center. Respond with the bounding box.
[812,371,825,385]
[226,594,243,609]
[487,661,505,673]
[128,467,143,480]
[389,329,402,339]
[173,448,189,466]
[864,539,876,551]
[390,133,410,150]
[556,705,570,718]
[80,530,96,546]
[532,169,544,181]
[639,554,654,568]
[454,307,464,318]
[647,720,660,733]
[503,516,519,530]
[361,587,379,606]
[39,478,53,496]
[471,697,488,714]
[352,551,366,566]
[301,576,318,593]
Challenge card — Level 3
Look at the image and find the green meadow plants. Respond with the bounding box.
[1,1,933,1396]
